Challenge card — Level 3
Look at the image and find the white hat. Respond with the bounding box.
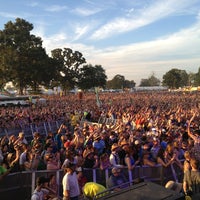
[165,181,182,193]
[134,140,140,145]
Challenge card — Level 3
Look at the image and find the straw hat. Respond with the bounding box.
[93,133,101,140]
[111,143,119,151]
[19,132,24,137]
[165,180,182,193]
[134,140,140,145]
[83,150,94,158]
[120,141,129,147]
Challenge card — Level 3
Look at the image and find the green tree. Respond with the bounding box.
[162,68,189,89]
[139,73,160,86]
[78,64,107,90]
[0,18,51,94]
[107,74,125,89]
[124,80,136,88]
[25,46,59,93]
[51,48,86,92]
[193,67,200,86]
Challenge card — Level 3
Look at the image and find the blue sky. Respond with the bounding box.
[0,0,200,85]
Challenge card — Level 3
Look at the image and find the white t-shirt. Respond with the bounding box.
[31,188,49,200]
[62,172,80,198]
[19,151,27,165]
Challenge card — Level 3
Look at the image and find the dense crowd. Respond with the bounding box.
[0,91,200,199]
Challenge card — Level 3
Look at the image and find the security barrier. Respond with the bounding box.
[0,163,183,200]
[0,120,64,139]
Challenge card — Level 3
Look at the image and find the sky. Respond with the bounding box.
[0,0,200,86]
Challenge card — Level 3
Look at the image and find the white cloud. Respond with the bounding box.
[73,25,90,41]
[45,5,67,12]
[72,7,102,16]
[41,17,200,85]
[86,20,200,84]
[91,0,199,40]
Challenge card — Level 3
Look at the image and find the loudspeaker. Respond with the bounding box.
[97,182,185,200]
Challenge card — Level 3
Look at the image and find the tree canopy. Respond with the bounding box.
[139,73,160,87]
[78,64,107,90]
[162,68,189,89]
[106,74,135,89]
[0,18,56,94]
[51,48,86,92]
[193,67,200,86]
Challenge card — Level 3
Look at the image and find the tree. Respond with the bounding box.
[51,48,86,92]
[193,67,200,86]
[162,68,189,89]
[0,18,51,94]
[107,74,125,89]
[139,73,160,86]
[25,46,59,93]
[124,80,136,88]
[78,64,107,90]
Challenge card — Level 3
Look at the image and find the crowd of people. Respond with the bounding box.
[0,91,200,199]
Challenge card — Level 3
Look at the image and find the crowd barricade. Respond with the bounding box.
[97,116,116,126]
[0,120,64,140]
[0,117,117,138]
[0,164,175,200]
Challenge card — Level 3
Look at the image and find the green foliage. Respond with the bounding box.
[51,48,86,91]
[108,74,124,89]
[162,68,189,89]
[78,64,107,90]
[193,67,200,86]
[0,18,56,94]
[107,74,135,89]
[139,73,160,87]
[124,80,136,88]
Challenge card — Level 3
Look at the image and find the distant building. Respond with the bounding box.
[131,86,168,92]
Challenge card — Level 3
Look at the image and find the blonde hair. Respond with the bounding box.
[184,151,190,160]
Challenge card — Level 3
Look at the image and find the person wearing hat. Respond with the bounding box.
[150,137,160,162]
[109,143,124,168]
[92,131,105,157]
[14,132,28,146]
[106,167,128,191]
[62,162,80,200]
[82,149,99,169]
[165,180,183,193]
[118,141,129,166]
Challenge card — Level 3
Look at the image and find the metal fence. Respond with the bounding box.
[0,163,183,200]
[0,120,64,140]
[0,116,119,139]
